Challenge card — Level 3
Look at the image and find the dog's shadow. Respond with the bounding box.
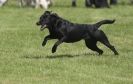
[45,54,79,59]
[23,53,98,59]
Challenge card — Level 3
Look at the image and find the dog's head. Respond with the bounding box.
[36,11,59,31]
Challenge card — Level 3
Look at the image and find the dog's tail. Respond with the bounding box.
[94,19,115,29]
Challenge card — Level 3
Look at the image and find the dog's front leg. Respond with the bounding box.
[52,37,67,53]
[42,35,52,47]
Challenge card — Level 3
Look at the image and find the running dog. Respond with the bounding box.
[36,11,119,55]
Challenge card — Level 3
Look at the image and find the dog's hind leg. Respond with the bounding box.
[52,37,67,53]
[99,39,119,55]
[96,31,119,55]
[85,39,103,55]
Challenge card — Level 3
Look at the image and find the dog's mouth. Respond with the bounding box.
[40,25,47,31]
[36,22,47,31]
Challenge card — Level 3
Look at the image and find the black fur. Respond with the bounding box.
[36,11,119,55]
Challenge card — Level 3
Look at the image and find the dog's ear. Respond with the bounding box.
[51,13,58,17]
[44,11,52,15]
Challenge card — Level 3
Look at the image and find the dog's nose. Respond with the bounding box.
[36,22,40,25]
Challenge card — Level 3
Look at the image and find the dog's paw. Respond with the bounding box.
[52,50,56,53]
[52,46,56,53]
[115,52,119,55]
[52,49,56,53]
[98,50,103,56]
[42,42,46,47]
[42,44,45,47]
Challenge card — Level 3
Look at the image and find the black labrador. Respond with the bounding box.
[36,11,119,55]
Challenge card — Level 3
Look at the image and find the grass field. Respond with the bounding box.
[0,0,133,84]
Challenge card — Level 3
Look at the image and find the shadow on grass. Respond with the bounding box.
[23,55,45,59]
[45,53,116,59]
[22,53,98,59]
[45,54,79,59]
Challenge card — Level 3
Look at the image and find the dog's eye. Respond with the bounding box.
[43,15,48,18]
[40,16,45,20]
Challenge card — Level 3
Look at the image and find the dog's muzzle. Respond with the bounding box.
[36,22,47,31]
[36,22,40,26]
[40,25,47,31]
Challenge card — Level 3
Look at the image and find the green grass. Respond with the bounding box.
[0,0,133,84]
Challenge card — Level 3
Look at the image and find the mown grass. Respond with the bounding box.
[0,0,133,84]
